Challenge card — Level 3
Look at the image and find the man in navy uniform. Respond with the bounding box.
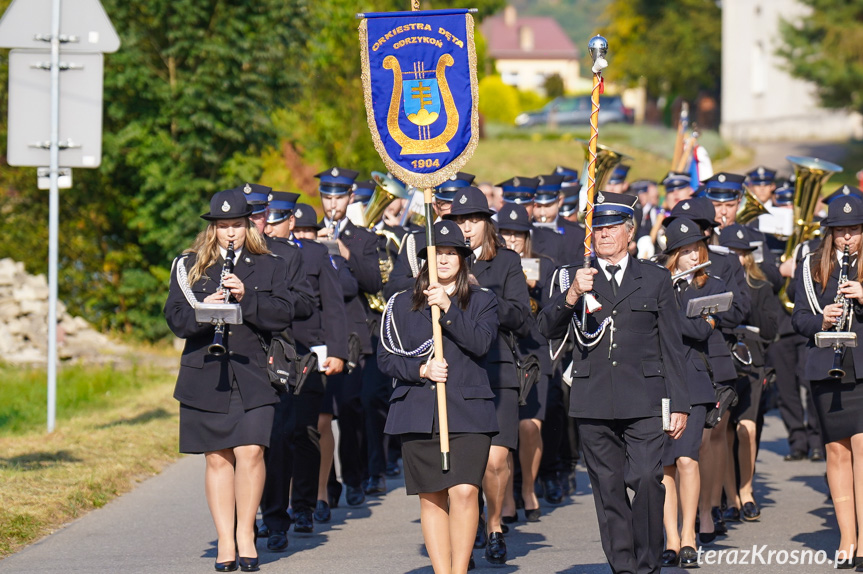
[316,167,383,507]
[533,173,586,252]
[605,164,630,194]
[538,191,689,574]
[746,165,778,206]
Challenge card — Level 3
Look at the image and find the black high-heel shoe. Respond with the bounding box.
[680,546,699,568]
[214,559,238,572]
[238,556,259,572]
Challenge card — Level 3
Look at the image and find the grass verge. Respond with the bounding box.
[0,360,181,558]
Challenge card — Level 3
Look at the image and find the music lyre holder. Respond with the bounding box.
[685,292,733,318]
[815,332,858,380]
[196,303,243,356]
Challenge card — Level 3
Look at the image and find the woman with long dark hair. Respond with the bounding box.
[793,195,863,568]
[165,189,296,572]
[444,187,532,565]
[379,220,499,574]
[660,218,729,567]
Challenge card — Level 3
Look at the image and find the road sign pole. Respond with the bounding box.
[46,0,60,433]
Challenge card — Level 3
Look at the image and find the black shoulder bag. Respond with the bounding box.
[699,350,738,429]
[505,332,542,407]
[256,331,317,395]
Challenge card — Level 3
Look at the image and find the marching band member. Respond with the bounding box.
[165,188,297,573]
[538,191,689,574]
[379,220,499,574]
[498,177,568,266]
[444,187,532,565]
[532,174,586,254]
[792,194,863,568]
[660,217,729,568]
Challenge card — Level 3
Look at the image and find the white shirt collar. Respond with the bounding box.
[597,254,629,280]
[219,245,242,263]
[444,283,457,295]
[323,217,348,236]
[473,245,483,259]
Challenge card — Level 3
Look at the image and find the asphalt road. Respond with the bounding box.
[0,410,846,573]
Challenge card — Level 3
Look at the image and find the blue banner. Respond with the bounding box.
[360,11,479,189]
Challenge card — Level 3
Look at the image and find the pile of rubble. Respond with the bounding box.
[0,258,127,364]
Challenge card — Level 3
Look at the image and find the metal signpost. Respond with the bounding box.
[0,0,120,432]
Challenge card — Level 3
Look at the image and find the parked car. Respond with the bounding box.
[514,95,634,127]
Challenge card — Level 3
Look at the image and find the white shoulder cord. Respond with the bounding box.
[802,253,823,315]
[174,256,199,310]
[406,234,420,278]
[379,292,435,358]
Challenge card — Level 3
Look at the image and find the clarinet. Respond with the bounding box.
[208,241,235,356]
[829,245,851,378]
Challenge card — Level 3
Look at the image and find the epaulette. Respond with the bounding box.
[479,287,490,292]
[708,244,730,255]
[638,258,667,270]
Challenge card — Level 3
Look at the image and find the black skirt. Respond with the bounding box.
[401,432,492,495]
[179,383,275,454]
[731,368,763,424]
[811,376,863,444]
[518,374,548,422]
[491,387,519,450]
[662,405,707,466]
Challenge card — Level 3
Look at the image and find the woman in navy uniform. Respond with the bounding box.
[444,187,531,564]
[718,224,779,524]
[164,189,296,572]
[792,194,863,568]
[496,202,555,524]
[379,220,499,574]
[660,218,730,567]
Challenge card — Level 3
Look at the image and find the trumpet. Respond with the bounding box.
[829,245,852,378]
[208,241,235,356]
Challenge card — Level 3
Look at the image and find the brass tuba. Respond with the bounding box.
[777,155,843,312]
[364,172,412,313]
[736,188,770,225]
[576,141,630,220]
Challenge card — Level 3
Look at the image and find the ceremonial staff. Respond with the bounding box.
[581,35,608,326]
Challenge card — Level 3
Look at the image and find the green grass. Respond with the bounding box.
[0,360,173,435]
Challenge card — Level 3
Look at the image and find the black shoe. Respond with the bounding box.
[313,500,331,523]
[474,517,487,549]
[266,531,288,552]
[661,549,679,567]
[256,524,269,539]
[742,501,761,521]
[711,506,727,534]
[363,476,386,496]
[524,508,541,522]
[835,554,856,569]
[723,506,741,522]
[810,448,825,462]
[559,469,577,496]
[385,461,401,477]
[680,546,699,568]
[543,478,563,504]
[698,531,716,545]
[215,560,238,573]
[784,450,807,461]
[293,509,314,533]
[238,556,259,572]
[327,481,342,509]
[854,556,863,571]
[468,554,476,570]
[345,484,365,506]
[485,532,507,565]
[501,513,518,525]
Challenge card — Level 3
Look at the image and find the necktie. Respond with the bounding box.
[607,264,620,296]
[675,278,688,293]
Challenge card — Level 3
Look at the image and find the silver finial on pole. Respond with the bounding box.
[588,35,608,63]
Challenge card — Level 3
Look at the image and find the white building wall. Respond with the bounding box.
[720,0,862,142]
[494,58,587,94]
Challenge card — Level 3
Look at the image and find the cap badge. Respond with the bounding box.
[331,168,339,177]
[717,174,726,183]
[351,184,357,191]
[243,183,252,194]
[450,174,457,181]
[513,177,520,187]
[843,186,851,195]
[295,208,303,219]
[221,201,231,213]
[596,192,605,203]
[680,224,689,233]
[844,202,853,214]
[244,257,251,263]
[737,229,745,239]
[459,194,468,205]
[440,225,450,235]
[509,210,518,220]
[757,167,765,176]
[267,193,273,201]
[538,176,545,185]
[682,202,690,210]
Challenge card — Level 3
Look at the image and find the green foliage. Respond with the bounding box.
[544,73,565,99]
[777,0,863,114]
[479,75,521,123]
[517,89,548,114]
[600,0,721,101]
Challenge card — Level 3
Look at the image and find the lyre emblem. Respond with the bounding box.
[509,210,518,220]
[383,55,458,155]
[459,195,468,204]
[596,192,605,203]
[844,202,853,214]
[680,224,689,233]
[441,225,450,235]
[737,230,745,239]
[295,208,304,219]
[682,202,690,210]
[243,183,252,194]
[221,201,231,212]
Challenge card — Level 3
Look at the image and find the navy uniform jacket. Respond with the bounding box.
[380,286,500,435]
[165,251,295,413]
[324,218,383,354]
[675,274,729,405]
[472,248,533,389]
[792,253,863,381]
[522,255,557,377]
[384,229,426,300]
[532,226,568,267]
[265,235,315,321]
[291,238,349,360]
[538,256,690,419]
[707,247,750,383]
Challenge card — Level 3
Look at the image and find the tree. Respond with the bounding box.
[544,73,565,99]
[777,0,863,114]
[600,0,721,102]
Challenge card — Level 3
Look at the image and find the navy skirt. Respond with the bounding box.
[662,405,708,466]
[401,432,492,495]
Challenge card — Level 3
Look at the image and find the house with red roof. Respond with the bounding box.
[481,6,587,94]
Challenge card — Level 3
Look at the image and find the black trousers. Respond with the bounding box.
[539,377,566,479]
[770,334,822,453]
[261,382,323,530]
[361,337,390,479]
[332,357,367,489]
[577,417,666,574]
